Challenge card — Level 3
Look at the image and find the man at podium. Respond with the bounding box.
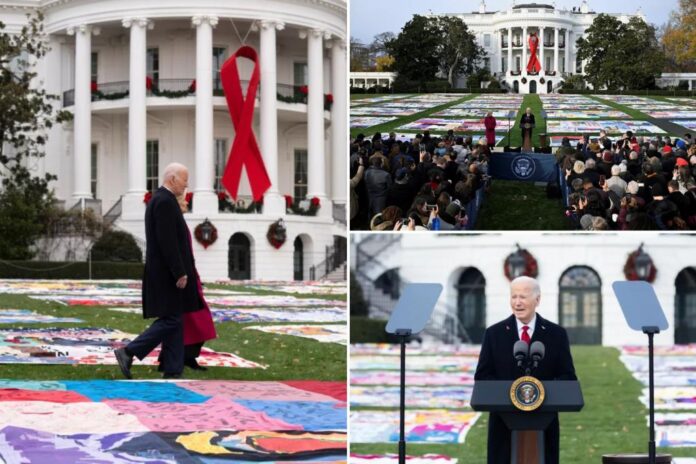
[520,107,535,152]
[474,276,577,464]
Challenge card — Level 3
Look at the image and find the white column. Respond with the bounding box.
[303,28,329,216]
[554,27,559,73]
[192,15,218,215]
[67,24,98,201]
[522,26,528,74]
[507,28,513,74]
[259,20,285,215]
[495,30,501,73]
[330,36,347,210]
[565,29,571,74]
[121,18,149,218]
[539,27,544,73]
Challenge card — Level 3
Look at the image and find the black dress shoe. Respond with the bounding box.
[163,373,182,379]
[185,359,208,371]
[114,348,133,379]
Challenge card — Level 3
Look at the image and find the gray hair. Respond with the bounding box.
[611,165,621,176]
[627,180,639,194]
[162,162,187,182]
[511,276,541,297]
[585,158,596,169]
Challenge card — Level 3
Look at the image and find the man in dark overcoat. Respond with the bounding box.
[115,162,203,379]
[474,276,577,464]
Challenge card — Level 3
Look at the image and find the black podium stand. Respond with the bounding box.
[471,380,584,464]
[613,281,670,464]
[385,283,443,464]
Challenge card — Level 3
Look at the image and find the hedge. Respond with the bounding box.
[350,316,422,344]
[0,260,144,279]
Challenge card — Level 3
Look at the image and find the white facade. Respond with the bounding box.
[352,233,696,346]
[438,1,645,94]
[1,0,347,281]
[349,71,396,89]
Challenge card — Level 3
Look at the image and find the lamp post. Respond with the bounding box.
[634,243,654,281]
[199,218,214,243]
[506,244,527,279]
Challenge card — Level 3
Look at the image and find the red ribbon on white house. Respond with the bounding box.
[220,46,271,202]
[526,33,542,74]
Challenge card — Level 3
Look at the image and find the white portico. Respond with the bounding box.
[0,0,347,281]
[441,1,645,94]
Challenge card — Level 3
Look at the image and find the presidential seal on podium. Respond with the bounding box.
[510,376,546,411]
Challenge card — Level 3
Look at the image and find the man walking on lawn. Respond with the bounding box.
[114,162,204,379]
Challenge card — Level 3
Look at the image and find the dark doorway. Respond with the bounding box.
[558,266,602,344]
[675,267,696,344]
[547,80,553,93]
[456,267,486,343]
[293,237,304,281]
[513,80,519,93]
[529,80,537,94]
[228,233,251,280]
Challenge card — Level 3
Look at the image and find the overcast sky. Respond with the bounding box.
[351,0,678,44]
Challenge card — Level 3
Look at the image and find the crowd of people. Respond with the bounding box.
[349,126,696,231]
[559,131,696,230]
[350,130,492,231]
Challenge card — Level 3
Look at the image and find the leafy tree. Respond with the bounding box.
[387,15,485,87]
[436,16,485,87]
[375,55,395,72]
[576,14,664,90]
[386,15,441,84]
[662,0,696,71]
[0,13,71,259]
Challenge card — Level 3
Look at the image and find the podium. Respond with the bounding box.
[522,122,535,152]
[471,380,584,464]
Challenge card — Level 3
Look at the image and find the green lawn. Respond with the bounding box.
[476,180,571,230]
[349,346,696,462]
[0,285,346,381]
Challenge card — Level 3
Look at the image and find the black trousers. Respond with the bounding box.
[184,342,204,361]
[127,314,183,375]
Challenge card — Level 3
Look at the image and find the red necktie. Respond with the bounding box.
[521,325,531,344]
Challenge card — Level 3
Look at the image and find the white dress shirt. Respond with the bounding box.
[516,314,537,341]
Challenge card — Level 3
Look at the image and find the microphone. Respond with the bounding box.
[530,341,545,369]
[513,340,529,368]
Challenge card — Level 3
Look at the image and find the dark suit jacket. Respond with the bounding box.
[142,187,203,319]
[474,313,577,464]
[520,114,536,138]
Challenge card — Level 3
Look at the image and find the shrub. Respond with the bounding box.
[91,230,142,262]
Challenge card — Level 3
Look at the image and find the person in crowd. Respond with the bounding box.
[484,111,497,150]
[170,192,216,371]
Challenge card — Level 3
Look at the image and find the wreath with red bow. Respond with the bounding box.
[194,220,218,249]
[504,249,539,281]
[623,250,656,282]
[267,219,287,249]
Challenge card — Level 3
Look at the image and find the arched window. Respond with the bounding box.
[675,267,696,344]
[529,80,537,94]
[228,233,251,280]
[455,268,486,343]
[558,266,602,344]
